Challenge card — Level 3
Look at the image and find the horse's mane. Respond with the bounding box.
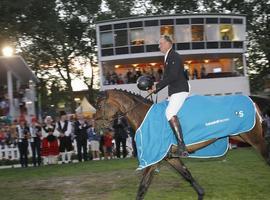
[109,89,153,105]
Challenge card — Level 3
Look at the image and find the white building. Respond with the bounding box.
[0,55,39,121]
[96,14,249,101]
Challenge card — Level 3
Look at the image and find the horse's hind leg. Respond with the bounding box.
[136,165,156,200]
[166,158,204,200]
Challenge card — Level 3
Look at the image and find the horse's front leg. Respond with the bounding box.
[136,165,156,200]
[166,158,204,200]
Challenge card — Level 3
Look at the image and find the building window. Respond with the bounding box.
[160,25,174,40]
[145,20,159,27]
[115,47,129,55]
[233,41,243,48]
[146,44,159,52]
[113,23,127,29]
[233,18,243,24]
[144,27,160,44]
[220,24,233,41]
[205,25,219,41]
[206,42,219,49]
[220,41,232,48]
[220,18,231,24]
[100,25,112,31]
[101,48,114,56]
[232,25,245,41]
[115,30,128,46]
[175,25,190,42]
[100,32,113,48]
[206,18,218,24]
[191,18,204,24]
[131,46,144,53]
[177,43,190,50]
[160,19,174,25]
[130,28,144,45]
[192,42,205,49]
[176,18,189,25]
[129,21,143,28]
[191,25,204,41]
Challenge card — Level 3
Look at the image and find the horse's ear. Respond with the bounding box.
[96,91,108,107]
[97,91,107,99]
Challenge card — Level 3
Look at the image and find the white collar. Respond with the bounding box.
[164,48,172,63]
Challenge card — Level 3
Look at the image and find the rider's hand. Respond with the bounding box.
[148,85,156,93]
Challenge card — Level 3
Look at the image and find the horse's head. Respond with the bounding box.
[95,90,130,122]
[95,91,120,121]
[95,89,152,131]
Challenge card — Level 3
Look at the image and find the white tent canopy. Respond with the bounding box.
[75,97,96,115]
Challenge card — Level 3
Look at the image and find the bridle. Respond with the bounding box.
[96,91,156,127]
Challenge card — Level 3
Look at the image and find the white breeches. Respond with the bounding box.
[165,92,189,121]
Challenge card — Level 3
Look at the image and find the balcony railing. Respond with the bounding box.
[101,76,250,102]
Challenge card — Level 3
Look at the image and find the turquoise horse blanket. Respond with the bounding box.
[135,95,256,170]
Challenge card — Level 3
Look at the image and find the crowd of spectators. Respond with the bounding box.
[103,65,209,86]
[0,95,9,117]
[0,111,135,167]
[103,67,163,85]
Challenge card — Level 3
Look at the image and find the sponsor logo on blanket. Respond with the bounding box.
[205,118,230,126]
[235,110,244,118]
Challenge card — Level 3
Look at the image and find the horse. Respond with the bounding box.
[95,89,270,200]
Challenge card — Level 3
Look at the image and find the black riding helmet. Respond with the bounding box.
[136,75,154,91]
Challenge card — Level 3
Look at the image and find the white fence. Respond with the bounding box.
[0,145,20,160]
[0,137,134,161]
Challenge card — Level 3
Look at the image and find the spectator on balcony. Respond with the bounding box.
[0,96,9,116]
[192,68,199,79]
[200,66,207,79]
[157,67,163,81]
[117,73,124,84]
[222,32,230,41]
[135,69,142,81]
[126,69,133,83]
[111,72,118,84]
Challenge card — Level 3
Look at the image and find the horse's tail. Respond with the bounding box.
[262,119,270,165]
[253,102,263,123]
[254,102,270,164]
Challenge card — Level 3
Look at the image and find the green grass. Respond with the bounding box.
[0,147,269,200]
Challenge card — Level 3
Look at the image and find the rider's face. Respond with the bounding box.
[159,38,171,54]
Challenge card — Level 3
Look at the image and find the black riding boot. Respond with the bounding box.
[169,115,189,157]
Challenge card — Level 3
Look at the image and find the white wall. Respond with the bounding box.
[101,76,250,102]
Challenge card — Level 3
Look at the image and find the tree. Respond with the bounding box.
[16,0,102,112]
[105,0,135,18]
[150,0,198,14]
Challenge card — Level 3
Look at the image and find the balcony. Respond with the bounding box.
[101,76,250,102]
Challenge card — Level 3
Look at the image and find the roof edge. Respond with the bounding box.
[96,13,246,24]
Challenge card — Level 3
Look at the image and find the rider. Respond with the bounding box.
[149,35,189,157]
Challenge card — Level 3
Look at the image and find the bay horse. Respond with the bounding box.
[95,89,270,200]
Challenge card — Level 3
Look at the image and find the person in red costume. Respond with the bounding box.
[41,116,59,165]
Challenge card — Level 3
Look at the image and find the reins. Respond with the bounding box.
[119,91,155,119]
[99,91,155,127]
